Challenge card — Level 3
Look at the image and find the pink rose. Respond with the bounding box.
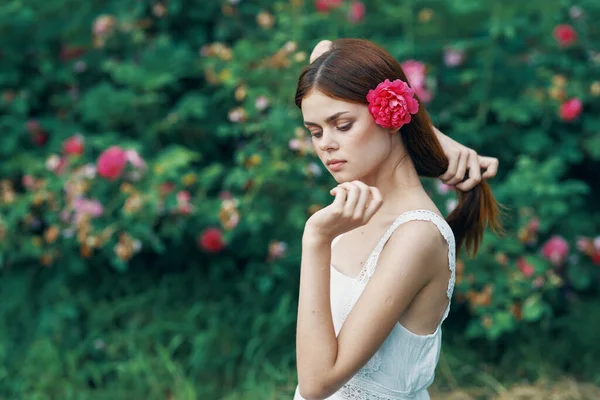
[97,146,127,181]
[314,0,343,12]
[366,79,419,129]
[553,24,577,47]
[63,134,85,156]
[348,1,366,23]
[541,235,569,266]
[400,60,432,102]
[198,227,225,253]
[124,149,146,169]
[517,257,535,277]
[559,98,582,121]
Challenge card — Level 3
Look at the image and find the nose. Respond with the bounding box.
[318,129,339,152]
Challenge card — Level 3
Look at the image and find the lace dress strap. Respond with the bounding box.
[351,209,456,322]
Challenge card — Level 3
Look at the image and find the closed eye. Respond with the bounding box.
[308,123,353,138]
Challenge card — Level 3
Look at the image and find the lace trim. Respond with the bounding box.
[339,375,426,399]
[337,209,456,377]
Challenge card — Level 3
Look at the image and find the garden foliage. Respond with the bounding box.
[1,0,599,397]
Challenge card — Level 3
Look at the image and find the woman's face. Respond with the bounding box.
[301,89,395,183]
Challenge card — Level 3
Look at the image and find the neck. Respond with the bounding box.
[360,136,427,217]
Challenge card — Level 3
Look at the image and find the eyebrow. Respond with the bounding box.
[304,111,349,126]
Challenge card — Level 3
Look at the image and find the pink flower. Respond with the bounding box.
[527,217,540,233]
[348,1,366,23]
[366,79,419,129]
[22,175,35,189]
[436,180,452,194]
[444,47,465,67]
[73,197,104,219]
[177,190,191,203]
[124,149,146,169]
[93,15,116,36]
[97,146,127,181]
[63,134,84,156]
[268,240,288,261]
[314,0,343,12]
[289,138,301,150]
[532,276,545,288]
[553,24,578,47]
[445,198,458,213]
[559,98,582,121]
[400,60,432,102]
[576,236,592,253]
[517,257,535,277]
[198,227,225,253]
[255,96,269,111]
[541,235,570,266]
[594,236,600,252]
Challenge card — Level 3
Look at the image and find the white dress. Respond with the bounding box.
[294,209,456,400]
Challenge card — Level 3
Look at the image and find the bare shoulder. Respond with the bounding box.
[381,217,449,269]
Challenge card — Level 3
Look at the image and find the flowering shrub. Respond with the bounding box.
[1,0,600,397]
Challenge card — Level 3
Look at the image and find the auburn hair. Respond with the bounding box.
[295,38,503,256]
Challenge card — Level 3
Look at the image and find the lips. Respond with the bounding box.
[328,161,346,171]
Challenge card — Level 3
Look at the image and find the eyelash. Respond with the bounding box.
[310,123,353,138]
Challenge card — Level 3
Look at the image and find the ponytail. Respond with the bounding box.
[401,108,503,256]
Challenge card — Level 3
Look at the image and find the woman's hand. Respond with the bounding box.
[304,181,383,242]
[435,128,499,191]
[309,40,332,63]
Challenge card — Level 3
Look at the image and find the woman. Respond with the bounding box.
[293,39,502,400]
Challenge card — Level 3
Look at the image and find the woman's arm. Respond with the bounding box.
[308,40,499,191]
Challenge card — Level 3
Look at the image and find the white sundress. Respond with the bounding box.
[294,209,456,400]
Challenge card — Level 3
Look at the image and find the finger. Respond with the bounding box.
[350,181,372,219]
[439,151,460,182]
[338,182,360,217]
[331,185,348,212]
[446,150,469,185]
[363,186,383,222]
[456,151,482,191]
[480,156,499,179]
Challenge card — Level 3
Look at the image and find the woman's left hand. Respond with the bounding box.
[304,181,383,242]
[436,130,499,191]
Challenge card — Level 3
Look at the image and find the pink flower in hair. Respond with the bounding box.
[366,79,419,129]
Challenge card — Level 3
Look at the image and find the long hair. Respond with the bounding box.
[295,38,503,256]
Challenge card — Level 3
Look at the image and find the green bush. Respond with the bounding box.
[1,0,600,397]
